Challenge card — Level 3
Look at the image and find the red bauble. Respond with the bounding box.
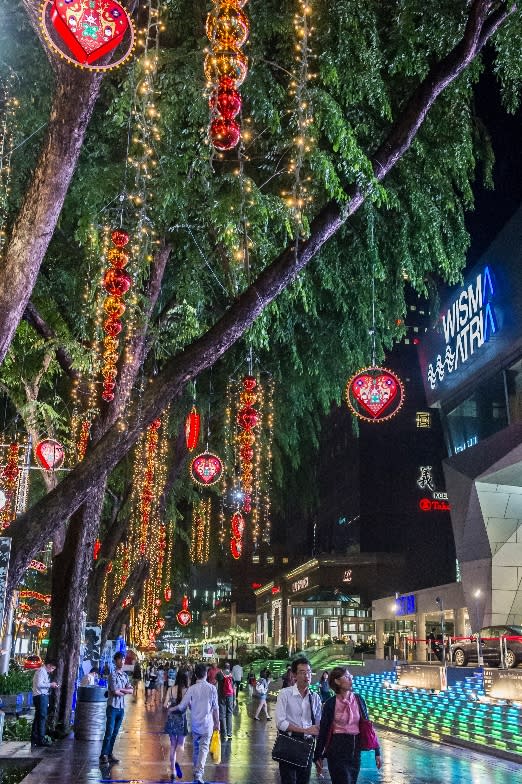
[164,586,172,602]
[237,405,259,430]
[103,268,132,297]
[103,317,122,337]
[231,510,245,539]
[107,248,129,269]
[210,117,241,151]
[111,229,130,248]
[243,375,257,391]
[230,537,242,560]
[102,388,115,402]
[150,418,162,430]
[210,85,242,120]
[185,406,201,451]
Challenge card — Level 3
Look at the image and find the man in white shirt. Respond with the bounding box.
[275,657,321,784]
[31,659,58,747]
[172,662,219,784]
[231,662,243,706]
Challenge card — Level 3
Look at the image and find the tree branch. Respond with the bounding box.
[23,302,79,381]
[6,0,516,593]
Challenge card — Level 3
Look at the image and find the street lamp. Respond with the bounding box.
[473,589,484,666]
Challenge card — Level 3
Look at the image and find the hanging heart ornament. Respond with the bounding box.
[176,609,192,626]
[190,452,224,486]
[345,367,405,422]
[41,0,135,71]
[35,438,65,470]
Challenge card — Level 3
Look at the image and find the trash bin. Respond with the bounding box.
[73,686,107,741]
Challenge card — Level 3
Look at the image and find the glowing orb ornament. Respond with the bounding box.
[190,451,224,486]
[35,438,65,470]
[185,406,201,451]
[176,595,192,627]
[40,0,135,71]
[345,367,405,422]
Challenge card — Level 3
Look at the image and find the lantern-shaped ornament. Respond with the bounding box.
[176,595,192,626]
[164,586,172,602]
[185,406,201,451]
[35,438,65,471]
[190,451,224,486]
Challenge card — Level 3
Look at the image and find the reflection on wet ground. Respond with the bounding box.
[16,691,522,783]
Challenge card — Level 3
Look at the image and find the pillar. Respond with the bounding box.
[375,620,385,660]
[454,607,466,638]
[415,612,427,661]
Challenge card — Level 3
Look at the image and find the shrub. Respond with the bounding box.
[0,671,33,695]
[3,716,33,741]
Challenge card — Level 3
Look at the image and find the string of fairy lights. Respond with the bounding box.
[0,69,18,257]
[190,498,212,565]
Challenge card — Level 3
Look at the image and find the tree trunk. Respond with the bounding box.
[6,0,515,594]
[47,480,106,730]
[0,63,103,365]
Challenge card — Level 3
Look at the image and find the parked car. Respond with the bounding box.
[23,655,43,670]
[450,625,522,668]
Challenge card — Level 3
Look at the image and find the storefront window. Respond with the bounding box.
[444,370,508,455]
[506,357,522,424]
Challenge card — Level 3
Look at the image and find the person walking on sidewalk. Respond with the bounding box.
[99,652,133,766]
[231,661,243,706]
[274,657,321,784]
[216,662,235,739]
[31,659,58,747]
[314,667,381,784]
[171,662,219,784]
[164,669,189,780]
[253,669,272,721]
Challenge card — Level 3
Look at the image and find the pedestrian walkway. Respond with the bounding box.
[6,691,522,783]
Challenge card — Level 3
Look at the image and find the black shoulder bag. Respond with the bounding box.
[271,693,317,768]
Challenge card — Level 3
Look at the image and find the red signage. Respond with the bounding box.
[419,498,451,512]
[271,586,281,595]
[251,582,262,590]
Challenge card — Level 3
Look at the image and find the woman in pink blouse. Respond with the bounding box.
[314,667,381,784]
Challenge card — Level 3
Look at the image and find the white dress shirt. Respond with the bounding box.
[32,666,51,696]
[174,678,218,736]
[275,684,322,733]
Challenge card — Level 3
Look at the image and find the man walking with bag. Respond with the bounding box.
[274,657,321,784]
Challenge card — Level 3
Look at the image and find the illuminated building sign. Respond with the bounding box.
[416,412,431,428]
[395,595,416,616]
[426,267,497,392]
[419,498,451,512]
[271,586,281,595]
[342,569,353,583]
[291,576,309,593]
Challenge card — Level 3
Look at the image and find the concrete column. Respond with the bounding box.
[415,612,427,661]
[375,620,385,660]
[454,607,467,638]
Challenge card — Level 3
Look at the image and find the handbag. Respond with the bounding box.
[355,695,379,751]
[210,729,221,763]
[271,694,316,768]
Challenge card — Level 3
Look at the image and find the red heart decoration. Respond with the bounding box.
[350,371,399,418]
[176,609,192,627]
[190,452,223,485]
[35,439,65,470]
[51,0,130,65]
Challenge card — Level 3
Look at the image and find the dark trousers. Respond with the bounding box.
[31,694,49,745]
[278,761,312,784]
[326,733,361,784]
[100,705,124,757]
[219,695,234,736]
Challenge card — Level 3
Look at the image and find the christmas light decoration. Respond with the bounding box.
[34,438,65,471]
[176,595,192,627]
[100,228,132,402]
[0,443,19,529]
[185,405,201,451]
[205,0,250,151]
[93,539,101,560]
[40,0,135,71]
[190,451,224,486]
[19,591,51,604]
[190,498,211,564]
[0,70,19,256]
[230,510,244,559]
[345,367,405,423]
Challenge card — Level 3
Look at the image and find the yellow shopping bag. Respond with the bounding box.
[210,728,221,764]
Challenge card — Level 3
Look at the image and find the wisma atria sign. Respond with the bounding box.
[426,266,497,391]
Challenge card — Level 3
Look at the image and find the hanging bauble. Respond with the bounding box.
[41,0,135,71]
[111,229,130,248]
[103,317,122,337]
[107,247,129,269]
[231,510,245,539]
[345,366,405,422]
[204,47,248,86]
[239,390,257,407]
[185,406,201,451]
[209,83,242,120]
[240,444,253,462]
[243,375,257,391]
[210,117,241,151]
[237,405,258,430]
[190,451,224,486]
[176,595,192,626]
[34,438,65,471]
[238,430,255,446]
[206,3,250,49]
[103,296,126,319]
[164,586,172,602]
[230,537,242,559]
[103,268,132,297]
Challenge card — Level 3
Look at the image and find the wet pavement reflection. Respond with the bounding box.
[18,690,522,783]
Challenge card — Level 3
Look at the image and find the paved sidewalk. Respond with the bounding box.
[4,690,521,783]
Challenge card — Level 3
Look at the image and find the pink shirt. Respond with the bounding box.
[332,692,360,735]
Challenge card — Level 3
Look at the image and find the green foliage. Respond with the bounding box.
[2,716,33,742]
[0,670,33,696]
